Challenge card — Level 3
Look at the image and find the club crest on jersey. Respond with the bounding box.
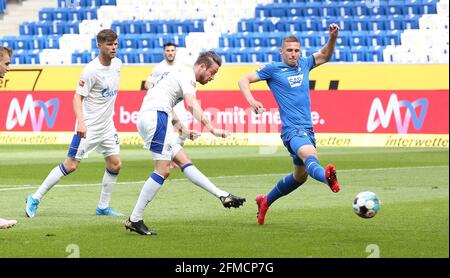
[287,74,304,88]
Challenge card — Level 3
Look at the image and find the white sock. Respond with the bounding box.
[130,173,164,222]
[182,164,228,198]
[98,169,118,209]
[32,164,68,200]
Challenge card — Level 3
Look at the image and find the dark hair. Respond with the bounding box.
[163,42,177,49]
[0,46,13,59]
[195,51,222,67]
[282,35,300,48]
[97,29,118,44]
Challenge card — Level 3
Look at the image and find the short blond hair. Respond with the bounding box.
[281,35,300,48]
[0,46,13,60]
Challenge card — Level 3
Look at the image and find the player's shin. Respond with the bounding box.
[98,168,119,209]
[267,173,303,205]
[130,172,165,222]
[304,156,327,184]
[181,163,228,198]
[32,163,68,200]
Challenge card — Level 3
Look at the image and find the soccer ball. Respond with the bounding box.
[352,191,381,218]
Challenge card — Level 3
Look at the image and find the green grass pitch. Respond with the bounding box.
[0,145,448,258]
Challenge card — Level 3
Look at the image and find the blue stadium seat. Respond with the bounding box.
[30,36,46,49]
[322,3,338,17]
[54,8,71,21]
[237,19,253,32]
[349,16,370,31]
[266,33,283,47]
[24,50,40,64]
[402,15,420,29]
[187,19,204,32]
[349,32,369,47]
[248,33,268,47]
[231,48,251,63]
[44,35,60,48]
[383,30,401,45]
[15,36,32,50]
[421,0,438,14]
[365,15,387,31]
[124,20,143,34]
[138,35,155,49]
[39,8,55,21]
[349,46,365,62]
[219,34,232,48]
[330,46,350,62]
[19,22,34,35]
[301,3,322,17]
[255,4,267,18]
[117,48,138,64]
[367,30,385,46]
[301,31,320,47]
[366,4,388,16]
[120,34,139,48]
[10,50,27,64]
[35,21,52,35]
[364,46,384,62]
[299,18,319,31]
[268,4,288,17]
[286,5,302,17]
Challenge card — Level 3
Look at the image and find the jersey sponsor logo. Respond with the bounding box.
[101,88,118,98]
[287,74,304,88]
[367,93,428,133]
[5,94,60,131]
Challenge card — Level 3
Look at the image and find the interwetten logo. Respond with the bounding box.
[6,94,60,131]
[367,93,428,133]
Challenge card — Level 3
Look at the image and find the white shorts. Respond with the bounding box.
[137,110,183,161]
[173,102,189,146]
[68,128,120,160]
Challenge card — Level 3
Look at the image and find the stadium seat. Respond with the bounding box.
[364,46,384,62]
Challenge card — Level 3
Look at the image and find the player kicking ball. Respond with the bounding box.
[125,51,245,236]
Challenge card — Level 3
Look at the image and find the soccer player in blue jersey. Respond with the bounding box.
[238,23,341,225]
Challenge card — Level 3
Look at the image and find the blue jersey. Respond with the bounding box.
[256,56,316,141]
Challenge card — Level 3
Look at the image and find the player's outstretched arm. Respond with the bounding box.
[238,72,265,114]
[171,111,201,141]
[313,23,340,67]
[184,94,230,138]
[73,94,87,138]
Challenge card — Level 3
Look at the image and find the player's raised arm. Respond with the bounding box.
[238,72,265,114]
[184,94,230,138]
[313,23,339,67]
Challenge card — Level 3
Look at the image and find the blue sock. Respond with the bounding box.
[304,156,327,184]
[267,173,302,206]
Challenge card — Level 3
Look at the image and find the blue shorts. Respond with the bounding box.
[282,128,316,166]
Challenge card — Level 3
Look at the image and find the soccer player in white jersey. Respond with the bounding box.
[144,42,189,148]
[0,46,17,229]
[25,29,124,218]
[125,51,246,236]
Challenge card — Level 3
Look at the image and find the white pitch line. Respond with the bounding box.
[0,165,447,192]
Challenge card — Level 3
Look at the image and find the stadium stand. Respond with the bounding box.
[0,0,448,64]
